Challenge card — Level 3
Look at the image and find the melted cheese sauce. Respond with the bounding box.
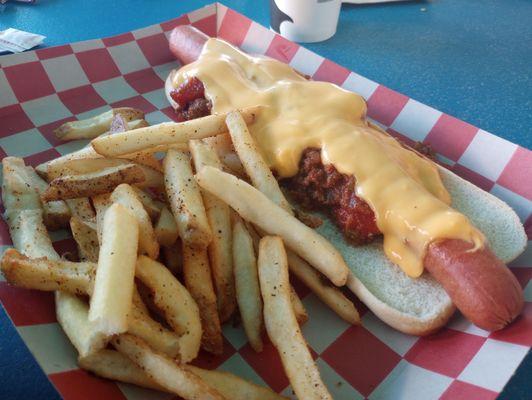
[172,38,485,277]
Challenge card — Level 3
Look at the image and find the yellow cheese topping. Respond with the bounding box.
[173,38,485,277]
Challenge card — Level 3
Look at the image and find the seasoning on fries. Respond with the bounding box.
[182,244,223,355]
[164,149,212,249]
[225,110,292,213]
[111,183,160,259]
[196,166,349,286]
[88,203,139,336]
[112,334,225,400]
[42,164,146,201]
[232,219,264,352]
[54,107,144,140]
[258,236,332,400]
[189,139,235,322]
[91,106,260,157]
[134,256,202,363]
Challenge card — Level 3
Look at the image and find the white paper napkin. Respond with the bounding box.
[0,28,45,53]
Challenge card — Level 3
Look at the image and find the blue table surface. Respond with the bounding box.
[0,1,530,399]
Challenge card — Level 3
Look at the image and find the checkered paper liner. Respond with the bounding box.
[0,3,530,399]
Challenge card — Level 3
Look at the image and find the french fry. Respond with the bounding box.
[54,107,144,140]
[81,348,286,400]
[111,184,159,259]
[127,303,181,358]
[189,139,234,322]
[37,120,155,179]
[1,248,94,295]
[112,334,225,400]
[244,222,314,326]
[290,285,309,325]
[258,236,332,400]
[131,187,164,220]
[92,193,112,244]
[202,134,245,177]
[91,106,260,157]
[78,349,165,392]
[70,217,99,262]
[89,203,139,335]
[162,241,183,277]
[287,251,360,324]
[5,210,57,260]
[196,167,349,286]
[2,157,41,213]
[36,146,98,179]
[46,158,164,189]
[185,365,288,400]
[246,221,358,324]
[1,157,107,362]
[42,164,146,201]
[65,197,96,224]
[182,244,223,355]
[56,291,107,356]
[225,111,292,213]
[164,149,212,248]
[232,220,263,352]
[2,157,71,230]
[155,206,179,246]
[134,256,202,363]
[42,200,72,230]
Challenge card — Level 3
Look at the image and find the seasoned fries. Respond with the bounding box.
[202,134,245,176]
[91,106,260,157]
[112,334,225,400]
[89,203,139,335]
[189,139,235,322]
[132,187,164,220]
[232,220,263,352]
[2,157,71,230]
[290,285,309,325]
[135,256,202,363]
[78,349,164,392]
[185,366,288,400]
[196,166,349,286]
[70,217,99,262]
[287,250,360,324]
[127,303,181,358]
[182,244,223,355]
[54,107,144,140]
[65,197,96,224]
[46,157,164,188]
[56,292,107,356]
[1,248,94,295]
[258,236,332,400]
[225,111,292,213]
[42,164,146,201]
[164,149,212,248]
[111,184,159,259]
[155,206,179,246]
[92,193,112,244]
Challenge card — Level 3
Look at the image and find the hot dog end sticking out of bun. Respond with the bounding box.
[165,26,526,334]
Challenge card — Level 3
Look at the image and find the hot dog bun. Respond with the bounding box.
[164,26,527,335]
[325,167,526,335]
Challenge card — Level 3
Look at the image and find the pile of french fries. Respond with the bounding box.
[1,106,360,400]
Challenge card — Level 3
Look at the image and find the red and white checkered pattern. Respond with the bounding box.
[0,3,530,399]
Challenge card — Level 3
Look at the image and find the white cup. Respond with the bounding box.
[270,0,342,43]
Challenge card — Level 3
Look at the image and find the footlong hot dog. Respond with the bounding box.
[165,26,524,332]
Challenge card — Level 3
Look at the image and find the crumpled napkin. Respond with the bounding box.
[0,28,45,53]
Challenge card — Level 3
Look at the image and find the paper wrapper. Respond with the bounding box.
[0,3,530,399]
